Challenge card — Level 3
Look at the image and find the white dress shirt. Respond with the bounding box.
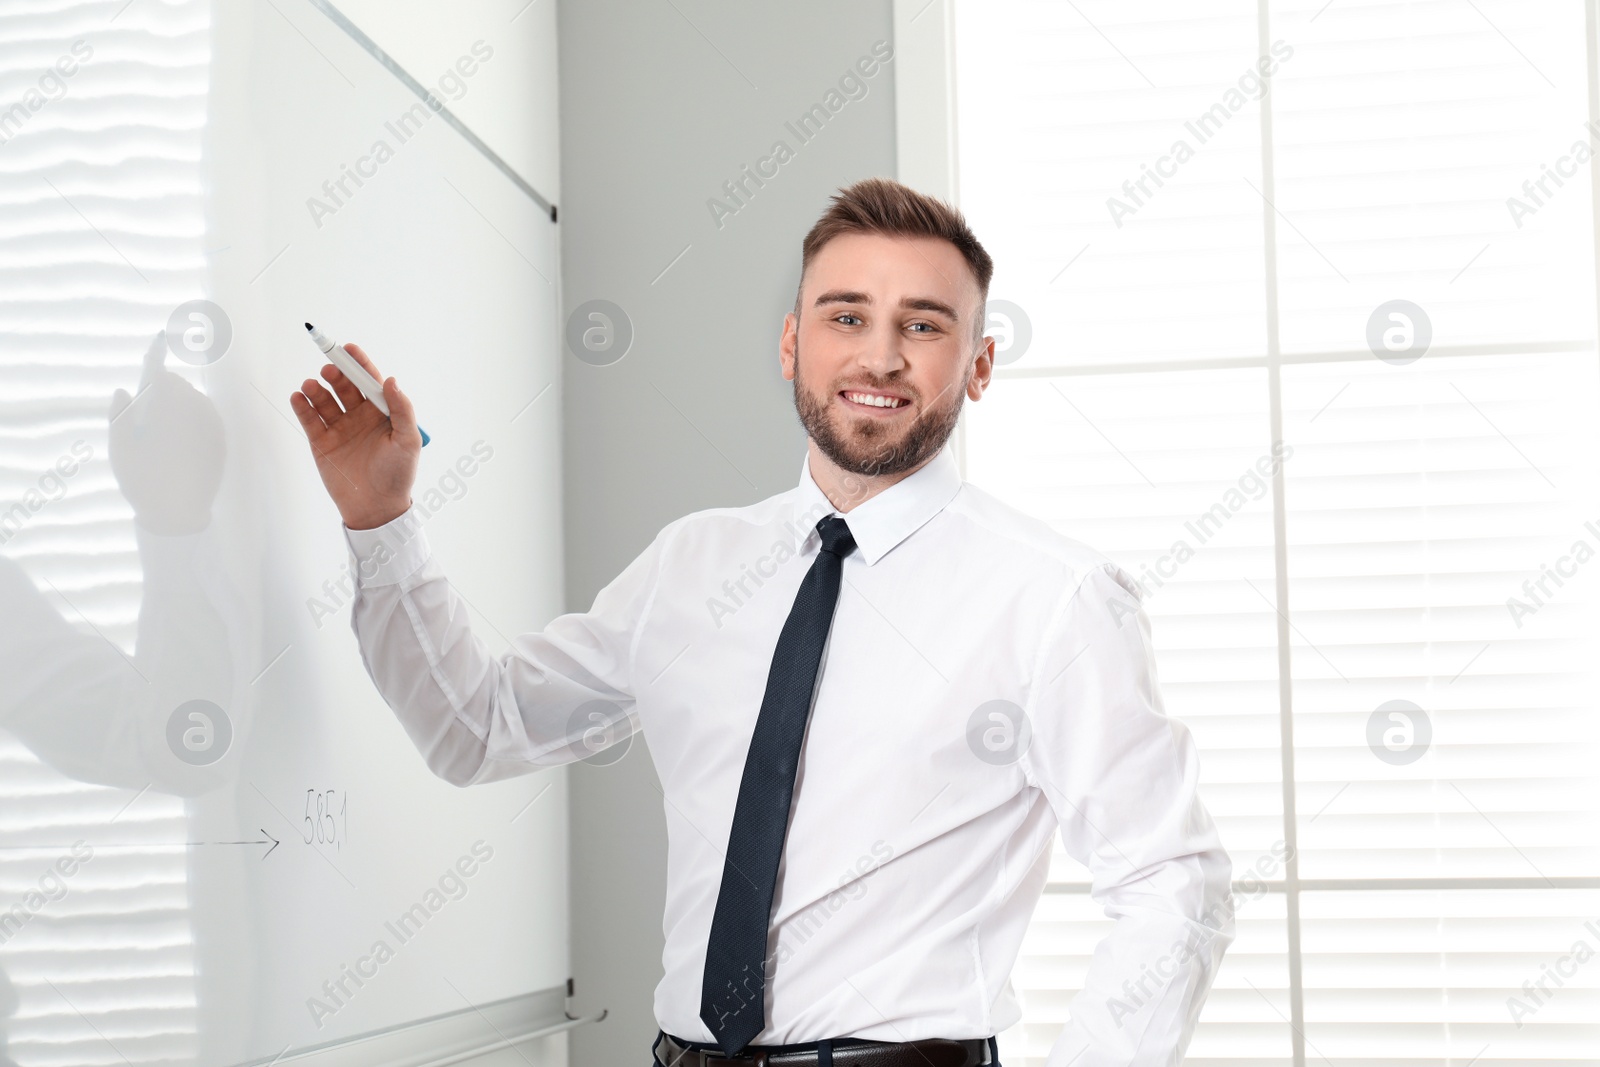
[343,443,1234,1066]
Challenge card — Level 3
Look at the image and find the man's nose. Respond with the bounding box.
[855,329,907,376]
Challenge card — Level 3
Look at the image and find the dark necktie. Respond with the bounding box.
[699,514,857,1055]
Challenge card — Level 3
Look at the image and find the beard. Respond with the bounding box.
[791,333,971,478]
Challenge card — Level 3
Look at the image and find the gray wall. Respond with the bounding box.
[554,3,898,1065]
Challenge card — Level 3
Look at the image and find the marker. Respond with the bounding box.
[304,323,429,446]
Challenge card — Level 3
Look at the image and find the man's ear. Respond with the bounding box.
[967,334,995,400]
[779,313,798,382]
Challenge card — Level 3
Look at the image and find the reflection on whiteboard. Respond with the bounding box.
[0,1,568,1064]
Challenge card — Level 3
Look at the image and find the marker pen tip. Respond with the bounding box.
[304,322,314,331]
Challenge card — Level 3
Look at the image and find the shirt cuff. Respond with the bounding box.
[342,504,431,586]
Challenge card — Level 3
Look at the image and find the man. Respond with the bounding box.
[289,177,1233,1067]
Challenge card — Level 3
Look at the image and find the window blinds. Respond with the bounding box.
[953,1,1600,1063]
[0,0,208,1062]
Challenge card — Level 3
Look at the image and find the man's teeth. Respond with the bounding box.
[845,391,906,408]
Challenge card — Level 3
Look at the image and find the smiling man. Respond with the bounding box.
[290,176,1233,1067]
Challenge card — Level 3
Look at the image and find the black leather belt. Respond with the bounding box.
[653,1030,996,1067]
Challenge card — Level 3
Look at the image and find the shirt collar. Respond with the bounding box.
[793,444,964,566]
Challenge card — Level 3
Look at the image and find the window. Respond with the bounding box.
[944,1,1600,1063]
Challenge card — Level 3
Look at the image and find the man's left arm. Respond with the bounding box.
[1019,561,1235,1066]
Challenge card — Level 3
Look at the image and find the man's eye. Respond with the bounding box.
[908,322,935,333]
[835,314,862,326]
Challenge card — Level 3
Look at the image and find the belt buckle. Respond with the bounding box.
[689,1042,735,1067]
[658,1033,705,1067]
[707,1045,761,1067]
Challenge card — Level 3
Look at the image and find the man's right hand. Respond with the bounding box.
[289,341,421,531]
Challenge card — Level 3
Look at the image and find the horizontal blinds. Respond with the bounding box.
[0,736,196,1067]
[1301,889,1600,1062]
[952,0,1269,369]
[0,0,206,1063]
[1282,352,1600,883]
[1268,0,1596,354]
[954,0,1600,1064]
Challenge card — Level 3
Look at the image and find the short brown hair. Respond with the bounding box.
[794,177,994,341]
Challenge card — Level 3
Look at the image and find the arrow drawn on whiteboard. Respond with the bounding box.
[0,829,281,860]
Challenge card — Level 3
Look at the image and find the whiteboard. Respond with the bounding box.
[0,1,569,1063]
